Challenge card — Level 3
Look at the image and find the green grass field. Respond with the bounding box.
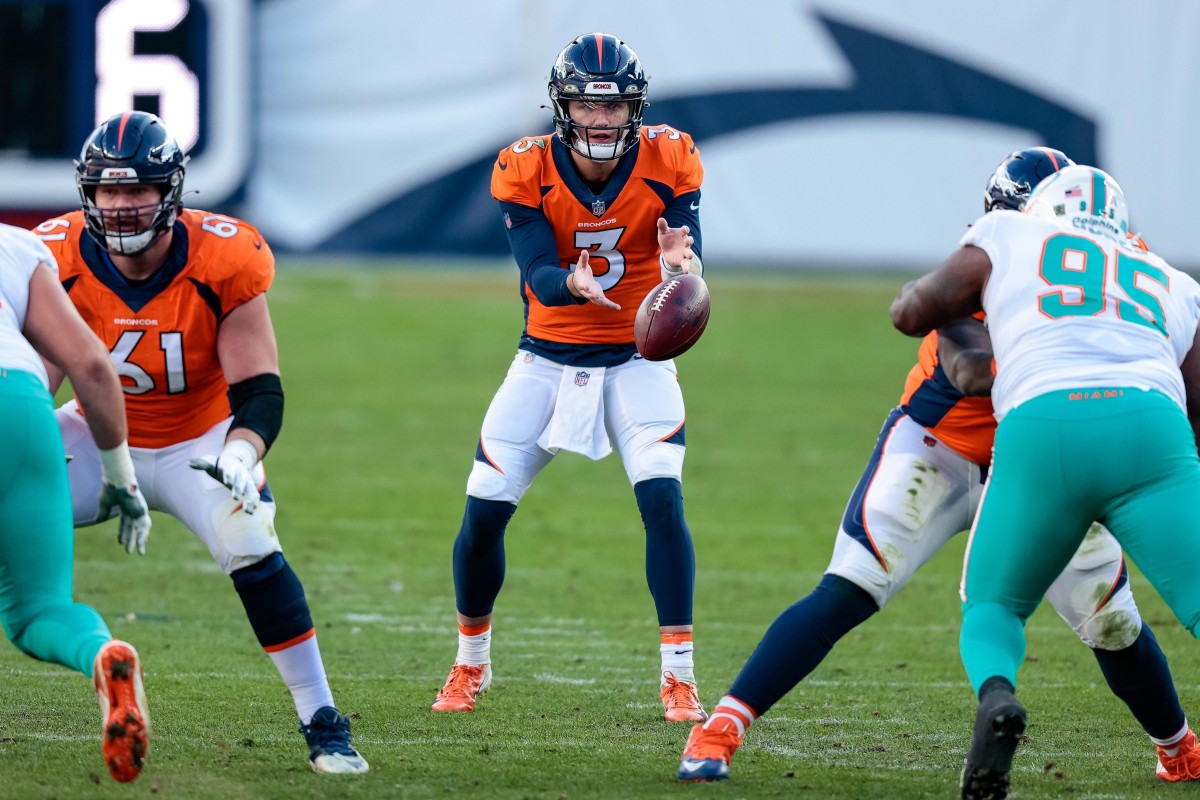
[2,264,1197,799]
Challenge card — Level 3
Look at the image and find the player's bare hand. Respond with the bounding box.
[569,250,621,310]
[657,218,696,274]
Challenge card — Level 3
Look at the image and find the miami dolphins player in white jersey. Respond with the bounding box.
[0,223,152,782]
[892,165,1200,799]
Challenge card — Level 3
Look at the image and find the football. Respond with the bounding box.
[634,273,711,361]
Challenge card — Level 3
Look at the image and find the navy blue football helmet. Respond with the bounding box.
[548,33,647,162]
[984,147,1074,213]
[76,111,188,255]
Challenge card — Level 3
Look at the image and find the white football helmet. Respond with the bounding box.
[1024,164,1129,243]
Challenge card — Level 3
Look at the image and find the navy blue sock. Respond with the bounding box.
[230,552,314,648]
[729,574,879,715]
[452,497,517,617]
[634,478,695,627]
[1092,623,1186,739]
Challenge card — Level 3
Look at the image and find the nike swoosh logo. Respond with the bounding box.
[689,145,696,154]
[497,160,509,170]
[253,238,263,250]
[679,761,706,773]
[689,202,699,211]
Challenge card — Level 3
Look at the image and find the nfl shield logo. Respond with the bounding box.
[574,370,590,387]
[591,198,606,217]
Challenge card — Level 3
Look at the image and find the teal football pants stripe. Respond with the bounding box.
[961,388,1200,695]
[0,369,110,677]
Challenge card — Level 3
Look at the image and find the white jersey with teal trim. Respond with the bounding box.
[963,210,1200,420]
[0,223,54,387]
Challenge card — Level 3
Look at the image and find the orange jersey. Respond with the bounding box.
[35,209,273,448]
[899,331,996,465]
[492,128,703,345]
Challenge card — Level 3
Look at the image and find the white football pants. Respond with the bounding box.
[826,409,1142,650]
[466,350,686,503]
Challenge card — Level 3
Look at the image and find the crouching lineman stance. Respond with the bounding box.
[0,223,151,782]
[677,148,1200,786]
[432,33,708,721]
[34,111,367,774]
[891,163,1200,798]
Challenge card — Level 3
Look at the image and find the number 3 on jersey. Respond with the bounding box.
[575,227,626,291]
[112,330,186,394]
[1038,232,1167,335]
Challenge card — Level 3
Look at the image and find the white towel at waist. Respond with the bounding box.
[536,365,612,460]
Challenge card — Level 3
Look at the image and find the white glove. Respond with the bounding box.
[98,443,151,556]
[99,482,152,555]
[189,438,260,514]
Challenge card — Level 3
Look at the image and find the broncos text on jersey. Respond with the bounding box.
[492,126,703,345]
[35,209,273,448]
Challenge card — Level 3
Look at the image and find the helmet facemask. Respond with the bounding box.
[75,111,188,257]
[79,172,184,257]
[548,33,648,163]
[550,94,646,161]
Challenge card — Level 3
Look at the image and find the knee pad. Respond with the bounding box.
[215,499,282,573]
[1079,589,1143,650]
[826,527,905,610]
[625,440,684,485]
[466,459,524,504]
[1050,524,1139,649]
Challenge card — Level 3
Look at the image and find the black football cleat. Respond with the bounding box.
[961,688,1026,800]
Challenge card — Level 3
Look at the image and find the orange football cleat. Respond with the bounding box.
[661,671,708,722]
[431,663,492,712]
[677,718,742,781]
[1157,729,1200,782]
[93,640,149,782]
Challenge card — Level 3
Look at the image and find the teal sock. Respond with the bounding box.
[960,602,1026,696]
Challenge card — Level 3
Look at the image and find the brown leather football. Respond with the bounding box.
[634,273,710,361]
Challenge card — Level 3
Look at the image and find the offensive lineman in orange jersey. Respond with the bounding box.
[34,111,368,774]
[431,33,708,721]
[677,148,1200,786]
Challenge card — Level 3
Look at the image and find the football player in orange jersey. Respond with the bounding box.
[0,223,151,783]
[678,148,1200,785]
[34,111,367,774]
[431,33,707,721]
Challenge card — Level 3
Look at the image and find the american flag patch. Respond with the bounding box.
[1064,186,1082,198]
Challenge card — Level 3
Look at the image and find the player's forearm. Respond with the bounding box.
[70,354,129,450]
[937,318,994,395]
[524,261,580,305]
[890,280,940,336]
[942,349,995,396]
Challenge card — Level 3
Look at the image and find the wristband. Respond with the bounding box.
[221,438,260,467]
[99,441,137,488]
[660,253,703,278]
